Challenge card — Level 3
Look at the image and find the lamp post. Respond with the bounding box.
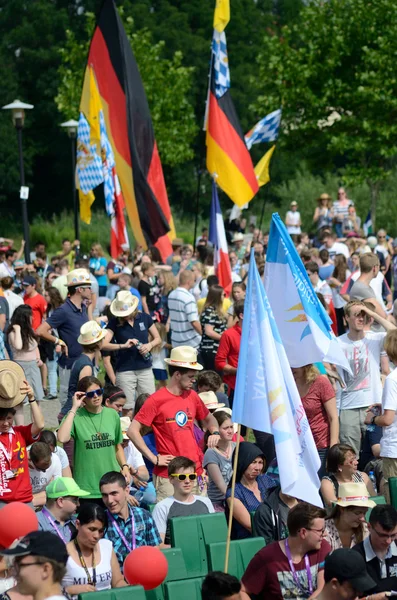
[2,99,34,264]
[60,119,80,244]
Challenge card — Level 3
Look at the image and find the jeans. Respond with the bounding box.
[47,351,58,396]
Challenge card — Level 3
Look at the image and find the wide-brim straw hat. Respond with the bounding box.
[110,290,139,317]
[66,268,91,287]
[334,482,376,508]
[318,193,331,202]
[232,233,244,242]
[77,320,106,345]
[199,391,225,410]
[164,346,203,371]
[0,360,27,408]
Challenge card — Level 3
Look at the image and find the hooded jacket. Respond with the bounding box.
[253,486,290,544]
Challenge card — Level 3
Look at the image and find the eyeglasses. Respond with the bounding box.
[372,527,397,540]
[378,235,386,239]
[85,388,104,398]
[307,527,326,536]
[64,496,79,504]
[15,561,44,571]
[170,473,197,481]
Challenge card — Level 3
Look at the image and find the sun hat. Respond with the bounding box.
[199,391,225,410]
[164,346,203,371]
[66,268,91,287]
[77,320,106,345]
[0,531,69,564]
[120,416,131,440]
[367,236,378,249]
[318,193,331,201]
[46,476,90,498]
[172,238,184,247]
[0,361,27,408]
[13,260,24,269]
[334,482,376,508]
[290,201,298,206]
[110,290,139,317]
[324,548,375,592]
[232,233,244,243]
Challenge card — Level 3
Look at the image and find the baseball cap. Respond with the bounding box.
[367,236,377,249]
[46,476,90,498]
[14,260,24,269]
[0,531,68,564]
[324,548,375,592]
[22,275,36,286]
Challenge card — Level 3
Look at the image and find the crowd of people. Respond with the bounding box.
[0,187,397,599]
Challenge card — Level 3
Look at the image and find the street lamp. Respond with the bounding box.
[60,119,80,244]
[2,99,34,264]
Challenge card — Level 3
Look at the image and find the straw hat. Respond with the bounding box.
[0,361,27,408]
[199,391,225,410]
[172,238,184,247]
[290,201,298,207]
[77,321,106,345]
[164,346,203,371]
[110,290,139,317]
[120,417,131,440]
[335,482,376,508]
[318,193,331,201]
[232,233,244,243]
[66,268,91,287]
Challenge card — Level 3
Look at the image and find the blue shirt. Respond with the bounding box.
[107,312,154,371]
[89,257,108,287]
[105,506,161,570]
[130,287,142,311]
[46,298,88,368]
[226,474,277,539]
[37,508,75,542]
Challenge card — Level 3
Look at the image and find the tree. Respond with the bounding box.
[251,0,397,228]
[55,11,198,167]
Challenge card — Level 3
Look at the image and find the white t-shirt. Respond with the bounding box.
[151,343,167,370]
[375,245,389,260]
[380,369,397,458]
[29,453,62,494]
[337,332,386,410]
[62,538,112,599]
[3,290,23,319]
[54,446,69,470]
[286,211,301,235]
[324,242,350,260]
[314,280,332,305]
[124,441,145,470]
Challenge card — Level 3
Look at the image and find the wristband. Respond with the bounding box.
[28,399,36,404]
[69,410,76,416]
[122,464,129,469]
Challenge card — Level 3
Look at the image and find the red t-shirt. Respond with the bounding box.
[301,376,335,449]
[242,539,331,600]
[0,425,37,503]
[24,294,47,331]
[215,323,241,390]
[135,388,209,478]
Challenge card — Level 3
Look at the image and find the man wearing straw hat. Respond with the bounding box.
[129,346,221,502]
[36,268,91,408]
[0,360,44,507]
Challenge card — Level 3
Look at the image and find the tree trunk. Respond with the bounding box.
[367,179,380,232]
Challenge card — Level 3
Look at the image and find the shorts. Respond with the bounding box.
[152,368,167,381]
[39,340,55,362]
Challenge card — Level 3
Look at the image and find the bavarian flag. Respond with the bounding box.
[86,0,174,257]
[206,32,259,208]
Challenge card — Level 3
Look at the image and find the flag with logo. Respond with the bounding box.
[245,109,282,150]
[264,213,351,371]
[232,251,322,506]
[209,181,232,297]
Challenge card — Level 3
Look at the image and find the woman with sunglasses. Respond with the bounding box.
[58,376,130,504]
[63,503,126,598]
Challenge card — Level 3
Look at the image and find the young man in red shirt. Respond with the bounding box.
[215,299,244,409]
[23,275,47,331]
[128,346,220,502]
[0,361,44,507]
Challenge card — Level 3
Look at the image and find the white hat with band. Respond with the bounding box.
[164,346,203,371]
[77,321,106,345]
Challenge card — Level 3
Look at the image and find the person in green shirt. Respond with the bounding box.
[58,376,130,502]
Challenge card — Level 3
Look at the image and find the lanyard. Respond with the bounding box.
[41,507,67,544]
[285,539,313,597]
[0,433,13,466]
[107,509,136,552]
[74,539,96,586]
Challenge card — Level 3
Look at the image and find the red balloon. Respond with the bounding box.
[124,546,168,590]
[0,503,38,548]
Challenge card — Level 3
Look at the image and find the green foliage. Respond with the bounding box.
[252,0,397,227]
[55,11,198,167]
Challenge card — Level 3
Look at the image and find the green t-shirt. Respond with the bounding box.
[67,406,122,498]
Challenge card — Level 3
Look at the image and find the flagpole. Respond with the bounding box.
[259,185,268,231]
[224,423,242,573]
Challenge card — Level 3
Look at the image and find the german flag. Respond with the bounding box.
[86,0,173,255]
[206,51,259,208]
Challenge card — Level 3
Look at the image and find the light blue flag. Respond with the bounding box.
[232,251,322,506]
[264,213,351,371]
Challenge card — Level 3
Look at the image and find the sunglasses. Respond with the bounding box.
[85,388,103,398]
[170,473,197,481]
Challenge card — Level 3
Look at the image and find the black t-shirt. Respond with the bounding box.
[138,278,160,312]
[107,312,154,371]
[359,424,383,471]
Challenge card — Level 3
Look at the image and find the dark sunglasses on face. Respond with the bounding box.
[85,388,104,399]
[170,473,197,481]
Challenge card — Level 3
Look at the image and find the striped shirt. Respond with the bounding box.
[168,287,201,348]
[332,199,353,222]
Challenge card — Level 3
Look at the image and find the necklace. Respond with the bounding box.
[216,444,231,459]
[84,407,104,439]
